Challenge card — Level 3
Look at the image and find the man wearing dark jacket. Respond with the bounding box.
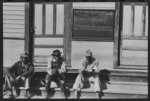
[3,51,34,98]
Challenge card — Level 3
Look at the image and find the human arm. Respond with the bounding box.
[21,63,34,78]
[79,59,87,74]
[59,60,67,73]
[7,62,19,79]
[91,60,100,72]
[86,59,99,72]
[47,57,54,75]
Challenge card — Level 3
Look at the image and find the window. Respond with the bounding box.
[34,3,64,36]
[3,3,25,67]
[72,9,115,41]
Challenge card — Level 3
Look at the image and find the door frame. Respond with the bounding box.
[27,2,73,67]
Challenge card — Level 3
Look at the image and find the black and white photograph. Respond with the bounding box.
[2,0,148,99]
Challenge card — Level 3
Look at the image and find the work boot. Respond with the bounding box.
[21,90,31,99]
[96,92,100,99]
[45,92,49,99]
[14,89,20,98]
[74,90,79,99]
[59,91,66,99]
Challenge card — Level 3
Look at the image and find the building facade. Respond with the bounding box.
[3,1,148,99]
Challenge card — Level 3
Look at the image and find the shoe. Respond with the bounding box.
[14,89,20,98]
[74,90,78,99]
[96,92,100,99]
[60,92,66,99]
[4,91,14,99]
[13,94,19,98]
[44,92,49,99]
[23,93,29,99]
[23,90,30,99]
[100,91,104,96]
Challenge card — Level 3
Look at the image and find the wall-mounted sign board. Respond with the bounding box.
[73,9,115,41]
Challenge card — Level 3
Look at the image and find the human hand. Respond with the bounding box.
[59,69,62,74]
[59,68,66,73]
[10,76,15,83]
[16,75,21,81]
[86,67,92,72]
[48,69,56,75]
[52,69,56,75]
[21,76,25,81]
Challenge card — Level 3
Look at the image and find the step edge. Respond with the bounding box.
[32,79,148,86]
[17,87,148,95]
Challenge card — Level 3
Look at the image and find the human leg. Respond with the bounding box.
[45,74,56,98]
[23,75,33,97]
[3,75,14,91]
[3,75,16,98]
[45,74,52,98]
[72,73,84,98]
[72,73,84,91]
[93,74,101,98]
[54,72,66,98]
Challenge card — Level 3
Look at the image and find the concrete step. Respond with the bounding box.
[3,68,148,99]
[31,77,148,93]
[3,79,148,99]
[31,69,148,83]
[3,68,148,83]
[35,81,148,94]
[3,85,148,99]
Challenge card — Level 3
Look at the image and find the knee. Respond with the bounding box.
[45,74,51,81]
[78,73,83,77]
[78,73,84,79]
[75,74,84,81]
[93,74,99,78]
[94,75,100,81]
[5,75,10,80]
[60,80,65,84]
[25,77,30,83]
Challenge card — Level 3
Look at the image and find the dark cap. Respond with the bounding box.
[52,50,61,56]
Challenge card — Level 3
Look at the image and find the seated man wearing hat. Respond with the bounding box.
[3,51,34,98]
[45,49,67,98]
[72,50,101,99]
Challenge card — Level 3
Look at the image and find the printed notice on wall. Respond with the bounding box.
[73,9,115,41]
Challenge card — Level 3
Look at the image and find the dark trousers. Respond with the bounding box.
[45,71,65,93]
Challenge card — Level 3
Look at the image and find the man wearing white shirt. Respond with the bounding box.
[72,50,101,99]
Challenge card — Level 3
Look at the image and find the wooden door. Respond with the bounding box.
[32,2,72,71]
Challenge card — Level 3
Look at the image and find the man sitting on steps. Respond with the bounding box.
[72,50,101,99]
[3,51,34,99]
[45,49,67,99]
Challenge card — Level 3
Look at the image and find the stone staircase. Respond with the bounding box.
[3,68,148,99]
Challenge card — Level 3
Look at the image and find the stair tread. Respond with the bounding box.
[29,80,148,94]
[4,87,148,99]
[18,85,148,95]
[33,78,148,85]
[33,67,148,75]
